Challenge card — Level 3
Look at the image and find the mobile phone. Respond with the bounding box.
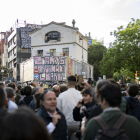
[78,75,83,85]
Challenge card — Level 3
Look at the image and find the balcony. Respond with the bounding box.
[8,43,16,52]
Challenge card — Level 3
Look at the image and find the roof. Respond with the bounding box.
[29,21,79,35]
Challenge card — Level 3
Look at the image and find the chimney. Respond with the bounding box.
[72,19,76,28]
[10,27,13,33]
[89,32,91,39]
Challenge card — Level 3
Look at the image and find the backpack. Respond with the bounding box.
[94,114,130,140]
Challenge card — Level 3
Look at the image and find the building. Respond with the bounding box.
[29,21,88,62]
[0,32,6,66]
[8,20,41,81]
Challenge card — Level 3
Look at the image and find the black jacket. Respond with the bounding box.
[73,101,96,139]
[73,101,96,121]
[125,96,140,121]
[18,95,33,106]
[36,106,67,140]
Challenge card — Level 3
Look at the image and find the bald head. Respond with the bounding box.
[52,85,60,97]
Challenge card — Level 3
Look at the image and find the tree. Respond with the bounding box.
[100,18,140,76]
[88,44,107,81]
[0,67,8,81]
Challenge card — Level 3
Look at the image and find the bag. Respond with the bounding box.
[94,114,130,140]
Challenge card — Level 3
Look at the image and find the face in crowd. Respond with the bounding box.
[42,91,57,113]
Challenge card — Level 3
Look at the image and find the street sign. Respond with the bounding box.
[34,74,39,79]
[34,69,39,74]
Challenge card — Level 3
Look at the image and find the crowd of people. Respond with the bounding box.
[0,76,140,140]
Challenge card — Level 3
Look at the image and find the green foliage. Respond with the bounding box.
[100,18,140,76]
[88,44,107,80]
[0,67,8,81]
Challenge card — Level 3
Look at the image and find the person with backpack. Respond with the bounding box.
[82,83,140,140]
[125,84,140,121]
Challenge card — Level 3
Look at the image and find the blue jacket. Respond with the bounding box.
[125,96,140,121]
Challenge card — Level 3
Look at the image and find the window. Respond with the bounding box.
[63,48,69,56]
[50,49,56,56]
[38,50,43,56]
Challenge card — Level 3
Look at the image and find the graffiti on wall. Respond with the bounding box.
[67,58,73,76]
[34,56,66,81]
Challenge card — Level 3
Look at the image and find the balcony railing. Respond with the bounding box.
[34,52,69,57]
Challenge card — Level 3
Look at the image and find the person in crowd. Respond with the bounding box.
[59,84,68,93]
[36,91,67,140]
[82,83,140,140]
[80,80,110,135]
[16,85,21,94]
[0,87,8,127]
[18,88,25,103]
[0,106,51,140]
[5,87,18,112]
[57,75,83,140]
[29,87,44,110]
[0,82,5,88]
[15,85,22,104]
[8,82,17,91]
[108,79,129,114]
[73,88,96,139]
[18,86,33,106]
[52,85,60,97]
[125,84,140,121]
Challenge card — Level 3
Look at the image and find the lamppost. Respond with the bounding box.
[1,69,4,82]
[79,36,83,74]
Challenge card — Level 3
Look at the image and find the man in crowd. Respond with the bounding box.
[18,86,33,106]
[52,85,60,97]
[57,75,82,140]
[5,87,18,112]
[29,86,44,110]
[36,91,67,140]
[125,84,140,121]
[0,87,8,126]
[59,84,68,93]
[82,83,140,140]
[73,88,96,139]
[15,85,22,104]
[0,82,5,88]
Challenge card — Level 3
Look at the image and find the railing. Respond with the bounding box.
[34,52,69,57]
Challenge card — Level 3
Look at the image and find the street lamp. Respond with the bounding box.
[1,69,4,82]
[79,37,83,74]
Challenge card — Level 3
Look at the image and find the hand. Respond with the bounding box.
[82,82,91,89]
[82,117,87,123]
[32,82,38,88]
[76,99,83,108]
[52,113,61,126]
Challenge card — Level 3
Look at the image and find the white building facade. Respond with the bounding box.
[30,22,88,63]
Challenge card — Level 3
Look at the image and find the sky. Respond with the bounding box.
[0,0,140,47]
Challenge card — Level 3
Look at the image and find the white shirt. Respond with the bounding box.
[46,111,57,134]
[8,100,18,112]
[57,88,82,126]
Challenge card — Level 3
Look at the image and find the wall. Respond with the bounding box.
[66,57,93,78]
[31,43,76,60]
[2,45,8,67]
[30,24,76,47]
[33,56,66,81]
[20,58,34,82]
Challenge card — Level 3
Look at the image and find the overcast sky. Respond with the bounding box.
[1,0,140,47]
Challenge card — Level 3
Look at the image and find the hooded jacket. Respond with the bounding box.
[125,96,140,121]
[18,95,33,106]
